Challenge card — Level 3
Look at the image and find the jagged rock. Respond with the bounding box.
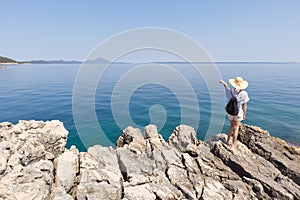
[143,124,169,151]
[0,120,300,200]
[171,128,258,200]
[51,186,73,200]
[123,184,156,200]
[0,155,7,175]
[0,120,68,200]
[116,126,148,154]
[117,125,187,199]
[147,170,184,199]
[168,125,199,152]
[19,139,45,166]
[11,120,68,156]
[209,133,300,200]
[76,145,123,200]
[53,145,79,197]
[0,160,54,200]
[167,164,197,199]
[239,124,300,186]
[0,141,12,177]
[117,124,260,200]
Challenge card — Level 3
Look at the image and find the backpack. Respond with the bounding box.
[225,90,241,116]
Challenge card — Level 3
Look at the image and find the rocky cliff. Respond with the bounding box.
[0,120,299,200]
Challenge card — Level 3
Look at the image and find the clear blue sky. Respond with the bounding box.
[1,0,299,62]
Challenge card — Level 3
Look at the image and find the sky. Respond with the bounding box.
[1,0,300,62]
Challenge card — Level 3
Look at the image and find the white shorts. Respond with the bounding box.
[227,114,243,122]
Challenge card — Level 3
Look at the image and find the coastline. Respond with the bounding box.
[0,120,299,199]
[0,62,18,68]
[0,62,18,65]
[287,140,300,147]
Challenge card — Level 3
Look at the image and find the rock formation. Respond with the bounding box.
[0,120,68,200]
[0,120,299,200]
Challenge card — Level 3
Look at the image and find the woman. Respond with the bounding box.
[220,76,250,149]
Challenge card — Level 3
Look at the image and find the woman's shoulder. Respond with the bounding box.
[238,90,249,98]
[239,90,250,102]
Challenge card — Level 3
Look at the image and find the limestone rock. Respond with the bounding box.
[1,121,300,200]
[0,120,68,200]
[168,125,199,152]
[143,124,169,151]
[0,160,54,200]
[116,126,147,154]
[54,145,79,196]
[76,145,123,200]
[209,134,300,200]
[239,124,300,186]
[124,184,156,200]
[51,186,73,200]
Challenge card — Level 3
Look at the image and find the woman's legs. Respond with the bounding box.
[227,120,234,144]
[231,120,241,148]
[227,119,240,148]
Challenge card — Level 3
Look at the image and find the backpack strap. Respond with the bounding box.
[231,89,242,97]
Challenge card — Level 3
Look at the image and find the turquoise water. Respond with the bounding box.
[0,63,299,151]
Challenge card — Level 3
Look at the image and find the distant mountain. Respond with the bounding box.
[28,60,82,64]
[84,57,130,64]
[0,56,17,63]
[84,57,110,64]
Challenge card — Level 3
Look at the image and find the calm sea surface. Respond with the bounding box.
[0,63,299,151]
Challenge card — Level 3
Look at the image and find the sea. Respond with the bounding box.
[1,63,299,151]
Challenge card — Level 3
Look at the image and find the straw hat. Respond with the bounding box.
[229,76,248,90]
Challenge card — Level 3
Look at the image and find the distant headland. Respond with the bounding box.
[0,55,81,65]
